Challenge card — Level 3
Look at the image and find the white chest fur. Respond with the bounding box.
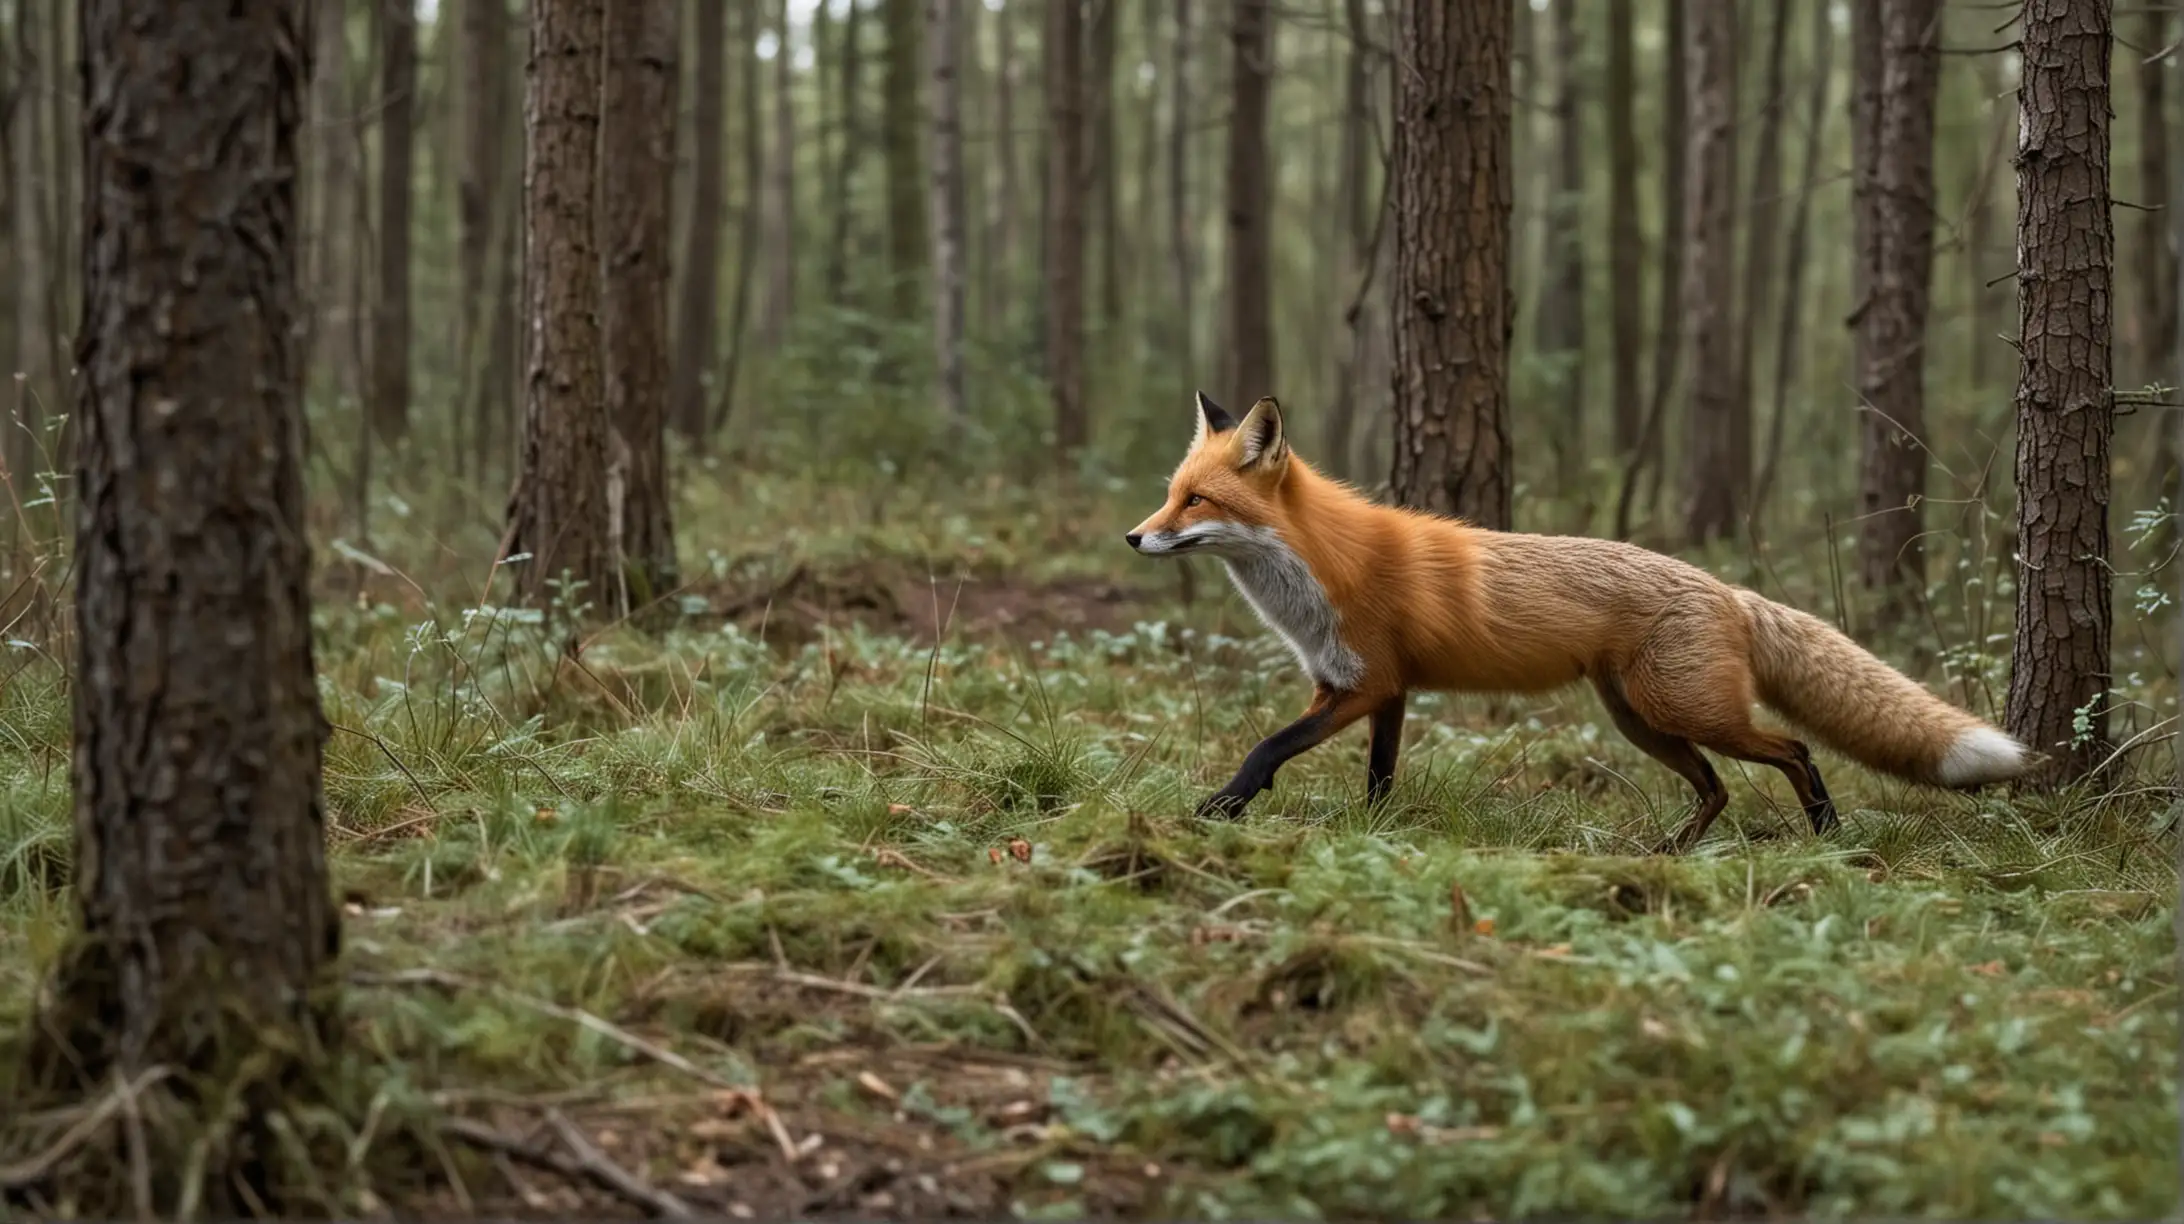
[1220,529,1366,691]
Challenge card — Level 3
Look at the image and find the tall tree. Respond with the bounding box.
[928,0,968,434]
[14,3,340,1213]
[1091,0,1122,327]
[2006,0,2115,786]
[1168,0,1195,377]
[882,0,925,319]
[1323,0,1379,478]
[457,0,511,472]
[986,0,1019,335]
[1389,0,1513,528]
[504,0,618,615]
[764,0,798,347]
[1538,0,1585,501]
[1617,0,1685,540]
[826,0,868,304]
[373,0,417,443]
[1046,0,1087,455]
[669,0,725,440]
[7,0,52,476]
[1853,0,1942,623]
[1606,0,1643,461]
[712,0,767,432]
[1224,0,1274,404]
[2135,7,2177,501]
[1680,0,1742,545]
[1735,0,1792,462]
[1753,0,1835,521]
[601,0,678,599]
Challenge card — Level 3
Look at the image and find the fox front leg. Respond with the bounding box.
[1195,689,1381,819]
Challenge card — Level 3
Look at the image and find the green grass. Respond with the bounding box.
[0,472,2175,1219]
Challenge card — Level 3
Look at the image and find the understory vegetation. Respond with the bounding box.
[3,472,2172,1219]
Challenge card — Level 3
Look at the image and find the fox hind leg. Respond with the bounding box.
[1592,677,1729,854]
[1365,694,1407,806]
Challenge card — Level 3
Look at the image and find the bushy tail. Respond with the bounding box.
[1737,591,2030,787]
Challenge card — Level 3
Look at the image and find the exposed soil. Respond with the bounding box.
[701,562,1158,650]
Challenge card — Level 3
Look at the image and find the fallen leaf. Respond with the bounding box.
[856,1071,899,1102]
[1384,1112,1423,1136]
[1970,960,2006,978]
[887,803,915,816]
[988,847,1004,865]
[1537,943,1572,958]
[1008,838,1033,863]
[1473,917,1497,937]
[535,807,558,825]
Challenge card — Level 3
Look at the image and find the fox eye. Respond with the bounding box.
[1185,494,1204,508]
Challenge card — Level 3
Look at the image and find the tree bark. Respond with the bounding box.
[827,0,868,306]
[17,3,340,1212]
[2135,6,2177,497]
[373,0,417,444]
[1389,0,1513,528]
[601,0,679,602]
[1046,0,1087,455]
[1168,0,1195,378]
[1323,0,1376,479]
[505,0,618,617]
[711,0,766,434]
[1223,0,1273,405]
[1091,0,1122,328]
[670,0,725,440]
[1538,0,1585,502]
[1606,0,1642,461]
[7,0,51,480]
[458,0,510,475]
[2005,0,2115,786]
[1735,0,1792,469]
[1753,0,1834,523]
[1854,0,1942,623]
[928,0,968,435]
[987,0,1019,337]
[1680,0,1741,545]
[883,0,925,320]
[764,0,798,348]
[1616,0,1685,540]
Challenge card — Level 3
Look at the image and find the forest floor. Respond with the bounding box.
[0,473,2176,1218]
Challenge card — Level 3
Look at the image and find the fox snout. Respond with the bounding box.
[1125,532,1144,551]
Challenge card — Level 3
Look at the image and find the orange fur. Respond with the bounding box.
[1129,394,2031,848]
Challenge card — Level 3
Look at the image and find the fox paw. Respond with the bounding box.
[1194,790,1252,821]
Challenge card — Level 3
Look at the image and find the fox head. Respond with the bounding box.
[1126,392,1294,559]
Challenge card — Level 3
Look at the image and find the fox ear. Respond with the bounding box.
[1234,397,1288,470]
[1191,390,1235,447]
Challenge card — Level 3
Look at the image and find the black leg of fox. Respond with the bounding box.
[1197,688,1380,819]
[1366,695,1408,806]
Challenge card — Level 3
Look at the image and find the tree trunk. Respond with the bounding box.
[2005,0,2115,787]
[1538,0,1585,503]
[1168,0,1195,378]
[1223,0,1273,405]
[1854,0,1942,623]
[669,0,724,440]
[987,0,1018,337]
[373,0,417,444]
[1323,0,1376,478]
[712,0,767,434]
[1389,0,1513,528]
[1968,49,2011,391]
[601,0,678,603]
[1046,0,1087,456]
[928,0,968,434]
[1735,0,1791,471]
[883,0,925,320]
[1607,0,1642,461]
[1680,0,1741,545]
[2136,6,2177,498]
[505,0,618,616]
[764,0,798,348]
[458,0,510,474]
[16,4,339,1212]
[1616,0,1685,540]
[7,0,50,479]
[1091,0,1122,328]
[827,0,867,306]
[1753,0,1834,523]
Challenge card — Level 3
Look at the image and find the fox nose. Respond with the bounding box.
[1125,532,1144,551]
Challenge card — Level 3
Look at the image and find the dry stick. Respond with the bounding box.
[544,1109,694,1219]
[440,1114,693,1219]
[0,1066,173,1190]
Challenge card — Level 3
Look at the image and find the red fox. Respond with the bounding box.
[1126,393,2033,852]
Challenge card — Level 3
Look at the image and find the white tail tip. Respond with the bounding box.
[1937,726,2030,787]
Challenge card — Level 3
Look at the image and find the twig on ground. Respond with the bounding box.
[441,1114,693,1219]
[0,1066,173,1191]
